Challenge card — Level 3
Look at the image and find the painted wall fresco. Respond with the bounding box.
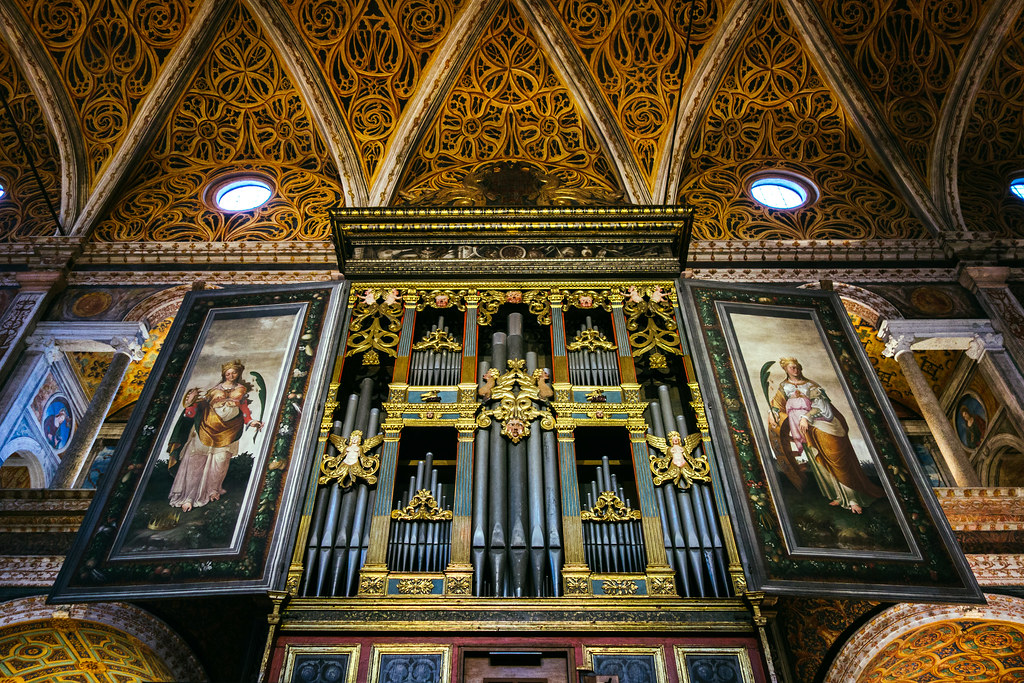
[47,287,165,322]
[776,597,882,682]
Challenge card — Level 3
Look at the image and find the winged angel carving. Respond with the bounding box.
[319,430,385,487]
[646,431,711,489]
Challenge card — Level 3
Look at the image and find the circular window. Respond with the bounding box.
[209,176,273,212]
[0,181,6,200]
[1010,177,1024,201]
[747,171,817,210]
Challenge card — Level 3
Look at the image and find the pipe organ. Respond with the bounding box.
[291,282,736,601]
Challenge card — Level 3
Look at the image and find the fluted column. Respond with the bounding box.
[881,332,981,487]
[50,336,144,489]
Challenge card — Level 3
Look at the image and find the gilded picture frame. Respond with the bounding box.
[583,645,668,683]
[368,644,451,683]
[280,644,360,683]
[678,281,981,602]
[51,282,348,601]
[673,646,755,683]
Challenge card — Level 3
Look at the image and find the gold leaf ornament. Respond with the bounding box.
[646,430,711,489]
[319,430,385,487]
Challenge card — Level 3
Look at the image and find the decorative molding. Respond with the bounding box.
[689,239,948,264]
[686,267,959,284]
[67,270,339,287]
[0,595,207,682]
[934,487,1024,531]
[0,555,63,586]
[966,554,1024,585]
[76,240,338,266]
[878,319,1001,353]
[825,594,1024,683]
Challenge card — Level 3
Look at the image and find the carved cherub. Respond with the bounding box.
[645,430,711,488]
[319,430,384,487]
[535,368,554,401]
[477,367,499,400]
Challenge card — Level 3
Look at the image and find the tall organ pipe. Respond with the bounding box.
[505,313,529,596]
[487,330,509,595]
[648,400,695,595]
[526,352,548,595]
[541,429,563,596]
[471,360,491,596]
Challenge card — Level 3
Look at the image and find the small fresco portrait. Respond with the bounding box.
[955,395,988,449]
[42,396,74,451]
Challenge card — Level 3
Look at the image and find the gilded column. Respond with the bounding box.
[50,335,146,489]
[359,423,402,595]
[628,425,675,596]
[445,426,476,595]
[556,426,590,595]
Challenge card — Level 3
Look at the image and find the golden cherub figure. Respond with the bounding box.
[319,429,385,488]
[646,430,711,489]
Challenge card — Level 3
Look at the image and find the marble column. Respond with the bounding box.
[50,336,144,489]
[881,333,982,487]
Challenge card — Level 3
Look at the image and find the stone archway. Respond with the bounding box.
[0,596,206,682]
[825,594,1024,681]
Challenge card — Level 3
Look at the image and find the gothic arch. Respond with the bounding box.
[825,593,1024,682]
[0,596,206,682]
[0,437,48,487]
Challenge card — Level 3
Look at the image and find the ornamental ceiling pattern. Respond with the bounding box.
[281,0,468,185]
[90,0,344,241]
[819,0,989,180]
[0,0,1021,239]
[554,0,729,188]
[0,617,174,682]
[0,35,61,241]
[678,0,929,240]
[394,0,622,204]
[11,0,202,183]
[857,619,1024,682]
[958,8,1024,237]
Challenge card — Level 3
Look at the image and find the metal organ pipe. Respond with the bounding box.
[487,330,508,595]
[471,361,490,595]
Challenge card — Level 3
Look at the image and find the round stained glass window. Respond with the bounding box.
[0,181,6,200]
[746,170,817,210]
[1011,177,1024,201]
[212,177,273,211]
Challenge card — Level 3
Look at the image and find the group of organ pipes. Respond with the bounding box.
[298,285,733,599]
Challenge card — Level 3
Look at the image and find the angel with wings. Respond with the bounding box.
[646,430,711,488]
[318,429,384,488]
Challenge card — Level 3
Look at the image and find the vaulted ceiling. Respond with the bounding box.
[1,0,1023,243]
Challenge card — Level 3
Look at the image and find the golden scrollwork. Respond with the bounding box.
[282,0,464,184]
[91,3,344,242]
[319,430,384,487]
[601,579,639,596]
[346,288,404,363]
[561,289,612,313]
[821,0,982,179]
[0,40,62,241]
[581,491,641,522]
[391,489,453,521]
[687,380,711,440]
[624,285,680,360]
[476,359,557,443]
[557,0,726,187]
[415,288,468,313]
[567,328,617,352]
[318,383,341,441]
[412,329,463,352]
[394,3,622,204]
[397,578,436,595]
[678,0,928,241]
[646,431,711,489]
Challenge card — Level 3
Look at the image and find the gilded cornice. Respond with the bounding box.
[782,0,947,236]
[67,269,338,287]
[931,0,1024,232]
[518,0,648,203]
[685,267,960,284]
[0,2,84,224]
[72,0,228,238]
[665,0,764,202]
[76,240,337,266]
[248,0,368,207]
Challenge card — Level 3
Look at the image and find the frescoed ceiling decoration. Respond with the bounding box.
[11,0,203,184]
[847,312,962,420]
[282,0,468,186]
[677,0,929,240]
[554,0,729,189]
[958,9,1024,237]
[857,619,1024,681]
[776,597,881,683]
[394,0,623,205]
[0,34,61,241]
[820,0,989,180]
[89,0,344,242]
[1,0,1023,238]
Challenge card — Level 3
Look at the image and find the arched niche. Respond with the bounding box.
[0,596,206,682]
[976,433,1024,486]
[0,439,47,488]
[825,593,1024,681]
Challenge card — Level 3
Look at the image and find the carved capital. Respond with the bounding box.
[967,332,1004,360]
[110,336,145,362]
[879,329,913,358]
